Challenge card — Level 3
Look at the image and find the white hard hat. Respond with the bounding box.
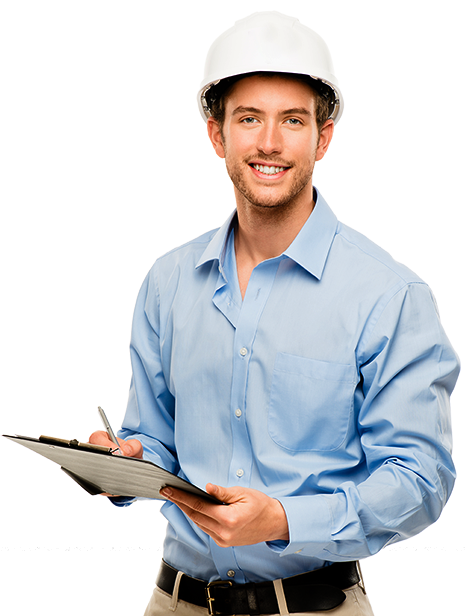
[198,11,343,124]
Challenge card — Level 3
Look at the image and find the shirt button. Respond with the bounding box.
[235,409,242,417]
[227,570,236,578]
[236,468,244,478]
[240,347,248,356]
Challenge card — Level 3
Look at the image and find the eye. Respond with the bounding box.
[242,117,259,124]
[285,118,302,125]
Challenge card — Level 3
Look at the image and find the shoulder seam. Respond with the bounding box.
[336,224,420,285]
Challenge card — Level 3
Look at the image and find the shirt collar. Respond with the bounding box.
[196,210,237,271]
[196,188,338,281]
[283,188,338,280]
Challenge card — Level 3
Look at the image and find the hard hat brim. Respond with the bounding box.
[198,71,343,124]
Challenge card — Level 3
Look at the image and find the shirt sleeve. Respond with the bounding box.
[117,267,179,475]
[274,282,460,560]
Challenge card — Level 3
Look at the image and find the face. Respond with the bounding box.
[207,75,333,213]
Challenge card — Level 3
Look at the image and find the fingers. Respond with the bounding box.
[161,485,290,547]
[161,487,228,543]
[88,431,143,458]
[160,487,217,521]
[89,430,115,448]
[160,486,238,540]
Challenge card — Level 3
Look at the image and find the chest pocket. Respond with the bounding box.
[268,353,357,452]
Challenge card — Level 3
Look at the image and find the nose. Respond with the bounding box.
[257,121,283,155]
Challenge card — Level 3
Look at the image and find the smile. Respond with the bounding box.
[249,163,290,182]
[251,164,287,175]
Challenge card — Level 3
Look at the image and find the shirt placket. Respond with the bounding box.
[210,257,281,582]
[230,260,281,487]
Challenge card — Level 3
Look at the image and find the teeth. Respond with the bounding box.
[253,164,285,175]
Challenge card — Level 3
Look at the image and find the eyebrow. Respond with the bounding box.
[231,106,312,117]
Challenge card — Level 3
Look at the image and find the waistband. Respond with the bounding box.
[156,559,362,615]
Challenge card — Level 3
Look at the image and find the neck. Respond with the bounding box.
[234,185,315,264]
[233,185,315,298]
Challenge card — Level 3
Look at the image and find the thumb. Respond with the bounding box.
[205,483,239,504]
[120,438,143,458]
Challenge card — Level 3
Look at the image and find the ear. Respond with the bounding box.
[207,117,226,159]
[315,119,334,161]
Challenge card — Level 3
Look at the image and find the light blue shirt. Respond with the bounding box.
[117,189,459,584]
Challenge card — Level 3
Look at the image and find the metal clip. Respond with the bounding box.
[205,580,234,615]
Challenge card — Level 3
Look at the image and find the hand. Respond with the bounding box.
[160,483,289,548]
[88,431,143,497]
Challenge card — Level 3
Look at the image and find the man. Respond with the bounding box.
[90,11,459,616]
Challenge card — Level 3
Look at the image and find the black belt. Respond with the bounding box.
[157,560,361,615]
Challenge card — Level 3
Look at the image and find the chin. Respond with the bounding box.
[243,185,311,211]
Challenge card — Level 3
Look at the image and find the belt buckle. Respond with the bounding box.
[205,580,234,615]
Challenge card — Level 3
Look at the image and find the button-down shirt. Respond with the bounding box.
[117,189,459,584]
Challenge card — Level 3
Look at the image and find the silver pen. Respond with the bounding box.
[98,406,122,454]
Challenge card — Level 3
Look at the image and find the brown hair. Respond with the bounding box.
[205,71,335,132]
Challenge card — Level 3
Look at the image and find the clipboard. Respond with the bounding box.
[3,434,221,504]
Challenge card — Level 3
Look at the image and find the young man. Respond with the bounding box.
[90,12,459,615]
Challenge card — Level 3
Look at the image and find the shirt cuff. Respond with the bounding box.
[108,496,136,507]
[270,494,333,557]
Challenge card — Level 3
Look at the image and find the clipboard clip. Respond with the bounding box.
[39,434,115,454]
